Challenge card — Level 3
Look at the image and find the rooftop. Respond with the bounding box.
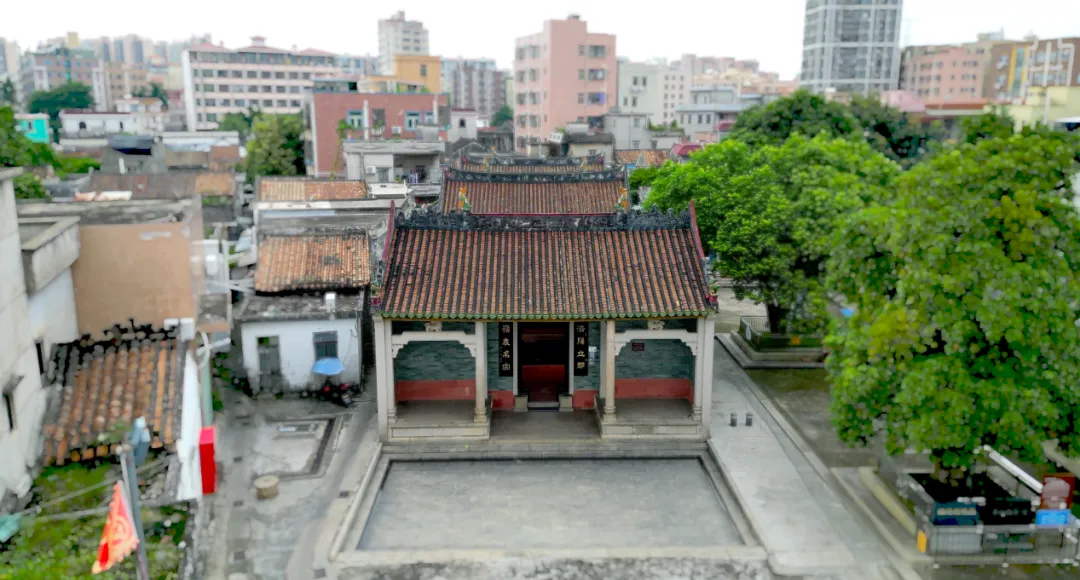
[235,293,365,323]
[254,230,371,294]
[17,198,196,225]
[257,178,369,202]
[375,207,714,320]
[457,153,605,173]
[85,171,235,199]
[42,329,187,465]
[615,150,670,167]
[440,168,626,215]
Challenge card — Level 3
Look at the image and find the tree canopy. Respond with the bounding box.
[825,130,1080,481]
[1,106,49,198]
[491,104,513,127]
[218,106,262,143]
[131,82,168,109]
[28,82,95,142]
[647,135,899,332]
[244,113,305,180]
[731,90,860,148]
[0,79,16,107]
[847,94,946,167]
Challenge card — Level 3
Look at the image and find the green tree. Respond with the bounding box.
[959,109,1016,144]
[491,104,513,127]
[847,94,946,167]
[28,82,95,142]
[132,82,168,109]
[647,135,899,332]
[245,113,305,181]
[0,79,16,107]
[826,131,1080,483]
[731,90,860,148]
[217,106,262,143]
[628,165,663,192]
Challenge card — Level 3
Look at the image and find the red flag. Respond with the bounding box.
[91,482,139,574]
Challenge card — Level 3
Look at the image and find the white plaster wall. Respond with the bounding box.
[176,352,203,501]
[27,268,80,366]
[0,173,47,505]
[240,317,362,392]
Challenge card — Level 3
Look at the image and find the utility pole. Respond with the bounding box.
[118,417,152,580]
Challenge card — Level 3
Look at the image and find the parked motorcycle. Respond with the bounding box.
[318,381,356,407]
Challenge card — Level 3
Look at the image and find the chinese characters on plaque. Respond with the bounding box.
[574,322,589,376]
[498,322,513,377]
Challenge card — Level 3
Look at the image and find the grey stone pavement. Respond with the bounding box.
[359,458,742,551]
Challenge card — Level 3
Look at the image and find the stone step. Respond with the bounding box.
[381,439,707,459]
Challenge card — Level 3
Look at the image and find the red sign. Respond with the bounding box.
[199,426,217,495]
[631,342,645,352]
[1040,474,1076,510]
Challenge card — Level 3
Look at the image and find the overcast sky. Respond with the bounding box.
[4,0,1078,78]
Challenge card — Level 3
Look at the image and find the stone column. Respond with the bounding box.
[384,319,396,424]
[700,315,717,434]
[692,316,706,422]
[474,321,488,423]
[602,320,616,422]
[372,316,393,440]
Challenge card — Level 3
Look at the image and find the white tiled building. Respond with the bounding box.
[181,36,339,131]
[616,60,688,126]
[378,11,430,75]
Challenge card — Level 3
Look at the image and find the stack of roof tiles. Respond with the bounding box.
[43,330,186,465]
[440,168,625,215]
[376,210,713,320]
[257,178,369,202]
[255,231,371,293]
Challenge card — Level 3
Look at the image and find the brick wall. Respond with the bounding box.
[615,339,693,379]
[395,341,476,381]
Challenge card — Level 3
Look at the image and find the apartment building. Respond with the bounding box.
[1,38,20,106]
[800,0,904,95]
[988,37,1079,103]
[181,36,339,131]
[20,46,109,112]
[378,11,430,75]
[615,61,689,126]
[899,33,1009,101]
[513,14,616,150]
[441,58,506,118]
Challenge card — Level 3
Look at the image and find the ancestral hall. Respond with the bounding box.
[369,204,719,442]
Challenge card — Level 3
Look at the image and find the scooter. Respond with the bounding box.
[318,381,356,407]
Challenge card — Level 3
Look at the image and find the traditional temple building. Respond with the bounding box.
[440,168,627,215]
[456,152,605,173]
[369,201,719,442]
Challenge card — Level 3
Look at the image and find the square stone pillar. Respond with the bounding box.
[693,316,706,422]
[700,315,717,434]
[474,321,488,423]
[602,320,616,422]
[372,316,396,440]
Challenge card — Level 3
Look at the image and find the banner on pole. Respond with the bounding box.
[91,482,139,574]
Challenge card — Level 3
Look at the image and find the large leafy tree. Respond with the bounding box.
[0,106,48,199]
[491,104,513,127]
[28,82,94,142]
[245,113,305,180]
[217,105,262,143]
[131,82,168,109]
[847,94,946,167]
[731,90,860,148]
[648,135,899,332]
[0,79,16,107]
[959,109,1016,144]
[826,131,1080,483]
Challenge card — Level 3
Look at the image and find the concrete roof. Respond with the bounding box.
[18,216,80,248]
[17,198,195,225]
[235,293,365,322]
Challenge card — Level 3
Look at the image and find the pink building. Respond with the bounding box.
[513,15,616,151]
[899,40,1000,101]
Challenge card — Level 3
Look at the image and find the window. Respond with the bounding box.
[205,98,216,106]
[289,72,299,79]
[277,99,287,107]
[195,99,202,106]
[587,92,605,105]
[262,99,273,107]
[34,341,45,375]
[222,99,231,106]
[588,69,605,81]
[588,45,607,58]
[289,86,300,93]
[247,71,257,78]
[261,71,272,78]
[236,99,245,106]
[313,332,338,360]
[262,85,272,93]
[257,336,281,375]
[217,70,228,77]
[631,97,637,107]
[578,45,585,56]
[207,113,217,122]
[632,140,640,148]
[2,390,14,431]
[579,69,585,80]
[276,86,286,93]
[302,72,311,79]
[219,84,229,92]
[274,71,285,79]
[458,118,466,128]
[232,70,243,78]
[290,100,301,107]
[405,111,420,129]
[632,117,640,128]
[420,64,427,77]
[632,76,638,86]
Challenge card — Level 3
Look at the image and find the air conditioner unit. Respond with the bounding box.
[365,165,377,175]
[391,126,402,135]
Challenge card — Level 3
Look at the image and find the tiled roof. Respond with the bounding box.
[457,153,605,173]
[257,178,369,202]
[42,332,187,466]
[440,169,626,215]
[376,209,714,320]
[671,143,703,157]
[615,150,669,167]
[209,145,241,163]
[86,172,234,198]
[255,231,371,293]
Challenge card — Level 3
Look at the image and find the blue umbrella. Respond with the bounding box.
[312,357,345,376]
[841,308,855,318]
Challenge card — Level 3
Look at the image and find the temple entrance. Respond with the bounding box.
[518,323,569,409]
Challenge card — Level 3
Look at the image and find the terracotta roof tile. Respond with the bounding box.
[376,210,714,320]
[255,232,371,293]
[43,333,187,466]
[194,172,235,195]
[257,178,369,201]
[458,162,606,173]
[457,153,605,173]
[440,169,626,215]
[615,149,669,167]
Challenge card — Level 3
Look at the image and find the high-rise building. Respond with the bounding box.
[441,58,506,118]
[800,0,904,95]
[513,14,616,151]
[20,46,109,112]
[378,11,430,75]
[987,37,1080,103]
[616,60,689,126]
[0,38,20,105]
[181,36,339,130]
